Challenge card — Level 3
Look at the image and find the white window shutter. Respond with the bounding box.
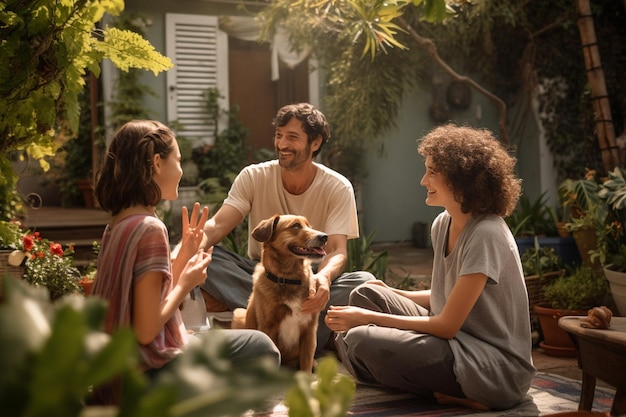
[166,13,229,146]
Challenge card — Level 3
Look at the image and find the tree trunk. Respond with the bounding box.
[575,0,621,172]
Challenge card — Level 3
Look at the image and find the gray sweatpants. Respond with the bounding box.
[334,284,465,398]
[201,245,376,356]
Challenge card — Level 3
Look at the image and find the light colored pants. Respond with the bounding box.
[201,245,376,355]
[334,283,464,398]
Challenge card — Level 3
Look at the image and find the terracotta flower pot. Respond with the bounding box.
[533,303,587,357]
[79,279,94,296]
[572,226,599,269]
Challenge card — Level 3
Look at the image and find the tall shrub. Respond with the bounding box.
[0,0,172,220]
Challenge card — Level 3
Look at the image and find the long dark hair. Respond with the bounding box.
[95,120,176,215]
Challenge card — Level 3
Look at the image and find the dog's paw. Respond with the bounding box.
[231,308,247,329]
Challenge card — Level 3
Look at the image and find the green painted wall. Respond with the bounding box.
[361,85,550,244]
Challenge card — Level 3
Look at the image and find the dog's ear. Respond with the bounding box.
[252,215,280,242]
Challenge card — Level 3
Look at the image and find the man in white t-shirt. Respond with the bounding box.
[200,103,375,356]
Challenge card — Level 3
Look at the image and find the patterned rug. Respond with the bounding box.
[251,372,615,416]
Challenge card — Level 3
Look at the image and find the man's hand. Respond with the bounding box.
[301,273,330,314]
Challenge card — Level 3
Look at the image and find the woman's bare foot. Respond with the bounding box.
[433,392,491,411]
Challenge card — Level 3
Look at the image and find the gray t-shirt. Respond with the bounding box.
[430,211,536,409]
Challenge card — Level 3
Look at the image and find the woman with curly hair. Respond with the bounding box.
[325,124,535,410]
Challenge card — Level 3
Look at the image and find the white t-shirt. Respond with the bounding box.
[223,160,359,260]
[430,211,536,409]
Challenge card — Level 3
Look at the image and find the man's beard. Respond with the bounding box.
[277,143,312,170]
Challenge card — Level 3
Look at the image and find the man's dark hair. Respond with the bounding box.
[272,103,330,158]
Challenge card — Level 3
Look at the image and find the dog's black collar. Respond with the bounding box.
[265,272,302,285]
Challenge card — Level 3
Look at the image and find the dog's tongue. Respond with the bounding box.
[311,247,326,257]
[293,245,327,257]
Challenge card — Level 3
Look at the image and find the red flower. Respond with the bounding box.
[23,234,35,251]
[37,252,44,259]
[49,242,63,257]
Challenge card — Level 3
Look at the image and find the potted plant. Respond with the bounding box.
[558,171,605,267]
[507,192,558,237]
[520,238,565,332]
[507,192,580,267]
[563,202,606,269]
[558,171,602,220]
[533,265,610,357]
[78,241,100,296]
[602,244,626,317]
[596,167,626,315]
[7,229,82,300]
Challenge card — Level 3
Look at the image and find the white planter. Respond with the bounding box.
[603,265,626,316]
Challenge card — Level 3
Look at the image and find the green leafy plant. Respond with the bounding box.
[0,277,141,417]
[219,219,249,258]
[285,356,356,417]
[0,0,172,220]
[193,87,250,192]
[558,168,626,270]
[521,241,564,277]
[604,245,626,273]
[50,76,105,207]
[17,231,82,300]
[506,192,558,237]
[595,167,626,270]
[598,167,626,209]
[345,227,389,281]
[0,220,24,250]
[106,12,158,130]
[543,266,610,310]
[558,172,602,221]
[259,1,625,181]
[0,276,301,417]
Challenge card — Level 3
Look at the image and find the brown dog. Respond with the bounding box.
[231,214,327,372]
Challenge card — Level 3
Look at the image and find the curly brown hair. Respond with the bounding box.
[95,120,176,215]
[417,124,521,217]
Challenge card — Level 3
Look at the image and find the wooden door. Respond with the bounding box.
[228,37,309,158]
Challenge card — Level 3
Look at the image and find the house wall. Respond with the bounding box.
[105,0,254,126]
[360,85,550,244]
[116,1,553,245]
